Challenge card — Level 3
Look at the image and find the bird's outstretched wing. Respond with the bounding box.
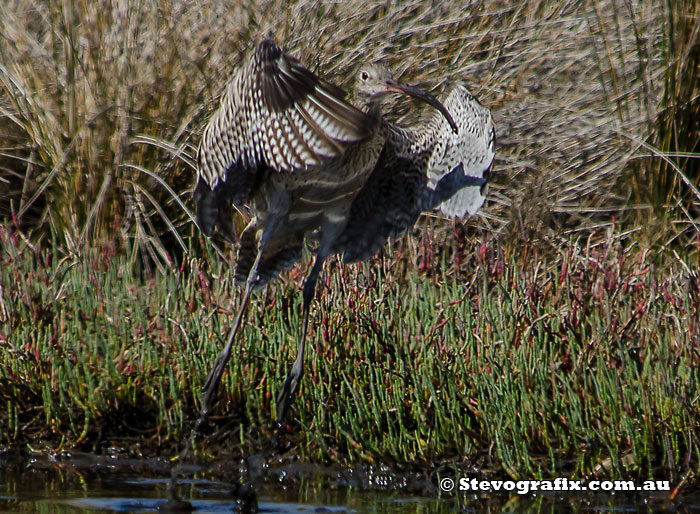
[427,84,494,218]
[333,84,494,262]
[395,84,495,219]
[195,39,374,239]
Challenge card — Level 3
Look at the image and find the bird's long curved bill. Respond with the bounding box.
[386,80,459,134]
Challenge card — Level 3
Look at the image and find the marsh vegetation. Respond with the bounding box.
[1,0,699,489]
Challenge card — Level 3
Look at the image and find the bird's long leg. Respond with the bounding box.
[199,275,254,415]
[201,222,276,416]
[165,219,278,510]
[276,245,330,427]
[236,242,332,498]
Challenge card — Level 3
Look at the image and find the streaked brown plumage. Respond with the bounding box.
[193,39,493,425]
[334,83,495,262]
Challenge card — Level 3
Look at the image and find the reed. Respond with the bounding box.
[1,0,698,260]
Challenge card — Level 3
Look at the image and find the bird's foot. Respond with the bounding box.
[159,470,194,513]
[231,482,258,514]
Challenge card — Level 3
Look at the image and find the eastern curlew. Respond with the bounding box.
[193,39,493,429]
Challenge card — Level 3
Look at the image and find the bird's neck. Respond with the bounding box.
[358,97,383,119]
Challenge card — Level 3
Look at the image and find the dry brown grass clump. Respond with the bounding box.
[0,0,698,267]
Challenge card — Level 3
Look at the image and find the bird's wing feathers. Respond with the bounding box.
[198,39,372,187]
[333,84,494,262]
[257,50,372,171]
[195,39,374,237]
[423,84,495,218]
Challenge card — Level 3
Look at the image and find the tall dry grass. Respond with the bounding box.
[643,0,700,222]
[0,0,697,268]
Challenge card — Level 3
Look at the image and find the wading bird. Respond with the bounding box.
[193,39,494,429]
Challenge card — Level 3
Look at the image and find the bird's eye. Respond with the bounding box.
[360,71,369,81]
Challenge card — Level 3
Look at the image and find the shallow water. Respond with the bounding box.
[0,451,693,513]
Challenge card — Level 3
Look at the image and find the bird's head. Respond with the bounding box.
[353,64,458,134]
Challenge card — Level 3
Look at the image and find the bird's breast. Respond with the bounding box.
[250,123,387,236]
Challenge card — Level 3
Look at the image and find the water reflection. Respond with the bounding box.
[0,450,689,513]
